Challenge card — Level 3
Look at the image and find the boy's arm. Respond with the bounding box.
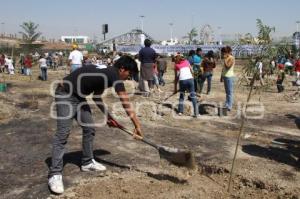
[116,91,142,137]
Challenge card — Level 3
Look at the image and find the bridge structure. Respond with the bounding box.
[96,29,155,49]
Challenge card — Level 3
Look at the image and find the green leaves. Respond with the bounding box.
[19,21,42,44]
[256,19,275,44]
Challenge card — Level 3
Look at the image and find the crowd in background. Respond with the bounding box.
[1,42,300,109]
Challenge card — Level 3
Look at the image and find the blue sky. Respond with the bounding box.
[1,0,300,41]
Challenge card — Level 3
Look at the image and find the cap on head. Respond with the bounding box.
[72,44,78,49]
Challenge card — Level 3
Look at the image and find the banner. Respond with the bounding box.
[116,44,263,57]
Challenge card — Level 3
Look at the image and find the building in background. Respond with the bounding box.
[61,36,89,44]
[161,38,178,46]
[293,32,300,49]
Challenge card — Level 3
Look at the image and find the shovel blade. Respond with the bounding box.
[158,146,196,169]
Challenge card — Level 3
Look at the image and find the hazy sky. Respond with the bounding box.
[1,0,300,41]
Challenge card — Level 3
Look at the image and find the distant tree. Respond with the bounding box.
[19,21,42,44]
[256,19,275,44]
[239,19,277,88]
[187,28,198,44]
[239,33,254,44]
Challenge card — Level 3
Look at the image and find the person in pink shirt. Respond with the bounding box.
[174,54,199,117]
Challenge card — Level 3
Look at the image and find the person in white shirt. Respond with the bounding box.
[174,54,199,117]
[284,59,293,75]
[255,57,264,86]
[5,57,14,75]
[39,55,48,81]
[270,57,276,75]
[134,54,142,90]
[68,44,83,72]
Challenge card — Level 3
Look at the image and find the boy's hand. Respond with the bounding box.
[133,127,143,139]
[107,118,119,128]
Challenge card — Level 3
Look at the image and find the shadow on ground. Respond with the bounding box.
[242,139,300,169]
[285,114,300,129]
[45,149,111,169]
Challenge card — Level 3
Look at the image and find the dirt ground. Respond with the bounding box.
[0,60,299,199]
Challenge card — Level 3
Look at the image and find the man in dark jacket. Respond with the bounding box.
[139,39,156,96]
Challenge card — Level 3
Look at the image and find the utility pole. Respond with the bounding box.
[139,15,145,32]
[296,21,300,50]
[1,22,5,37]
[217,26,222,45]
[169,23,173,41]
[296,21,300,32]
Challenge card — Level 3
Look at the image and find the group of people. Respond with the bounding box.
[257,55,300,93]
[277,56,300,92]
[137,39,235,116]
[174,46,235,116]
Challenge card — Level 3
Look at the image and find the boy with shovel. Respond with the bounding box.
[48,55,142,194]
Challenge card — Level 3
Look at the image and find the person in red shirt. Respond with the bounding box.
[0,54,5,73]
[24,55,32,76]
[294,57,300,80]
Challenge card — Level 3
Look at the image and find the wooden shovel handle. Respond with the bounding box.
[117,124,143,140]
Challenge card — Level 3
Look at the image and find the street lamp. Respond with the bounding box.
[1,22,5,37]
[296,21,300,32]
[295,21,300,50]
[169,23,173,41]
[217,26,222,45]
[139,15,145,32]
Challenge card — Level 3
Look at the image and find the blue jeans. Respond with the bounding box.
[178,78,198,116]
[158,70,165,85]
[224,77,234,110]
[71,64,82,72]
[25,68,32,76]
[41,67,47,81]
[200,72,212,94]
[153,74,159,86]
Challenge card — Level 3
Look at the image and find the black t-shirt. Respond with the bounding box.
[63,65,125,97]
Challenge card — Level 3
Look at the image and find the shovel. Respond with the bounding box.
[110,119,196,169]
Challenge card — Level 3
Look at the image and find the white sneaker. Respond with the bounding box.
[193,114,201,118]
[81,159,107,172]
[48,175,64,194]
